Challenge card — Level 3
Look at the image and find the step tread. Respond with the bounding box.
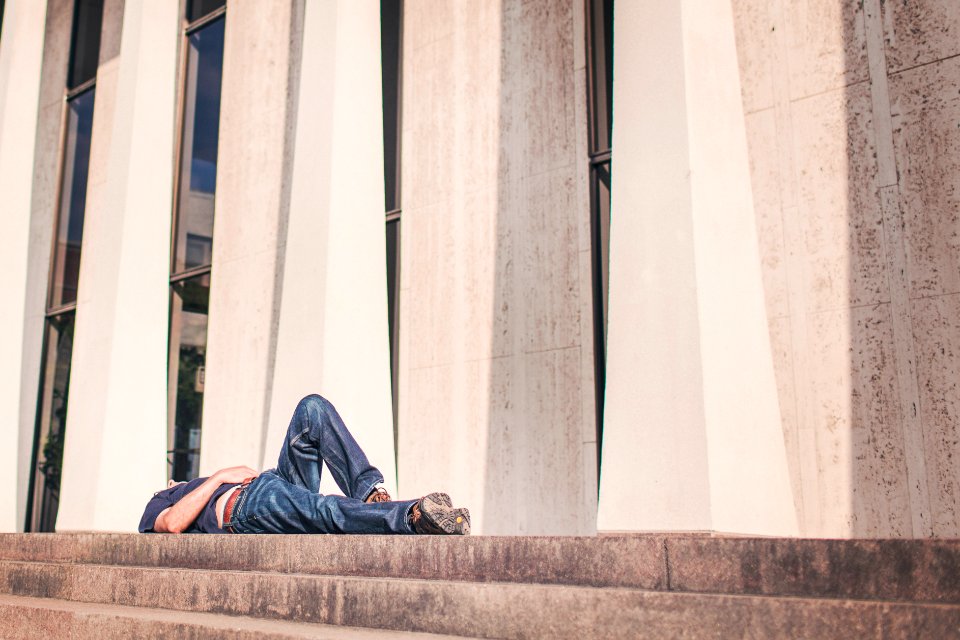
[0,593,475,639]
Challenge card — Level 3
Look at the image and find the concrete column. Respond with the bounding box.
[0,0,49,532]
[597,0,797,535]
[262,0,396,495]
[398,0,595,534]
[199,1,303,474]
[56,0,180,531]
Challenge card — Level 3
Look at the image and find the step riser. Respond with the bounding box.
[666,537,960,605]
[2,561,958,640]
[0,535,667,589]
[2,534,957,604]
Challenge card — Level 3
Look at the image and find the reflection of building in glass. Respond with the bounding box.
[167,3,224,482]
[168,275,211,480]
[49,90,95,309]
[172,17,222,273]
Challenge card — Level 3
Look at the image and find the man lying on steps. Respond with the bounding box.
[138,394,470,536]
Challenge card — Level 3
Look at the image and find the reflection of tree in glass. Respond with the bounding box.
[40,318,73,500]
[177,346,204,425]
[175,345,205,448]
[172,344,205,480]
[40,389,67,498]
[170,278,208,480]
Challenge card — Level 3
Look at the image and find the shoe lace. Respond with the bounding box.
[366,487,392,503]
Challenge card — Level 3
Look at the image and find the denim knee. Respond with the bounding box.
[298,393,332,415]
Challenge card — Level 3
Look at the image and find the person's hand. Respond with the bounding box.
[214,465,259,484]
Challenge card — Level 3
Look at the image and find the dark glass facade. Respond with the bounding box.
[172,17,224,274]
[28,314,75,533]
[386,216,400,423]
[187,0,225,24]
[67,0,104,89]
[381,0,402,215]
[49,88,95,309]
[586,0,613,470]
[588,0,613,155]
[27,0,104,532]
[167,3,225,482]
[168,275,210,480]
[382,0,403,447]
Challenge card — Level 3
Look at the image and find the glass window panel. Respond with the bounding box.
[381,0,402,213]
[188,0,226,24]
[68,0,104,89]
[50,89,96,309]
[168,275,210,481]
[602,0,613,151]
[595,161,611,346]
[173,18,224,274]
[28,313,75,532]
[386,219,400,434]
[588,0,613,155]
[590,160,611,467]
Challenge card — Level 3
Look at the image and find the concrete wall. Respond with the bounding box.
[199,0,304,475]
[732,0,960,537]
[0,0,50,532]
[3,0,958,537]
[57,0,180,531]
[18,2,75,528]
[596,0,797,536]
[263,0,396,496]
[396,0,598,535]
[202,0,395,496]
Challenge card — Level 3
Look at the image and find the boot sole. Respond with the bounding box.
[420,493,470,535]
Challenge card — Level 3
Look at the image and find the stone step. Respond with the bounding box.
[0,593,471,639]
[1,559,958,639]
[1,533,958,603]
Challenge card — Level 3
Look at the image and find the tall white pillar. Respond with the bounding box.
[0,0,48,532]
[262,0,396,495]
[57,0,180,531]
[597,0,798,535]
[199,1,305,475]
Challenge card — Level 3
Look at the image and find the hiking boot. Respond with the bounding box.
[411,492,470,535]
[365,486,392,503]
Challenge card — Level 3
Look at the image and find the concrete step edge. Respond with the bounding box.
[2,558,957,608]
[2,533,958,603]
[1,559,958,639]
[0,593,475,640]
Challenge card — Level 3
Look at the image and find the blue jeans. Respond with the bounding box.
[226,394,416,534]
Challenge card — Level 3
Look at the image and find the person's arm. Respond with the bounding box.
[153,466,258,533]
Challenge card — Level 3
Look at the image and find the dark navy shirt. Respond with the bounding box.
[138,478,238,534]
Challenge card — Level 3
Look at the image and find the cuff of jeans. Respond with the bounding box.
[357,474,385,502]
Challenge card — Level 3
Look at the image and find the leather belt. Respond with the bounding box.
[223,477,254,534]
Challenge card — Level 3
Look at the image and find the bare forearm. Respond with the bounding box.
[155,474,224,533]
[154,466,259,533]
